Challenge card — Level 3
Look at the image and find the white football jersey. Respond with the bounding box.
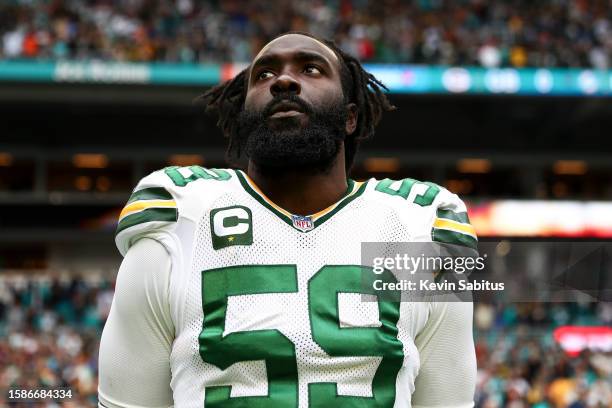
[112,166,477,408]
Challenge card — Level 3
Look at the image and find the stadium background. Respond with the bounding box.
[0,0,611,407]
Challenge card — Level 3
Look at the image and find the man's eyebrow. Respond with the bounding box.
[251,50,335,73]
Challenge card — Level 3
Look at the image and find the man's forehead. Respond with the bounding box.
[253,34,339,65]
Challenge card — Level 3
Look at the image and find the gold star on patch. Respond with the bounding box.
[228,236,235,242]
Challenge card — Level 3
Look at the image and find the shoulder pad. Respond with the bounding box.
[431,188,477,250]
[115,170,178,256]
[370,177,477,249]
[115,166,235,255]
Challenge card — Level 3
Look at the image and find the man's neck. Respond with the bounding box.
[246,154,348,216]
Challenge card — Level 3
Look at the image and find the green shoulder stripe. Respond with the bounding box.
[436,208,470,224]
[432,228,478,250]
[127,187,173,203]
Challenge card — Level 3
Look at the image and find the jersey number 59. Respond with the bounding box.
[199,265,404,407]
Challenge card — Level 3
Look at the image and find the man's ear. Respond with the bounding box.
[345,103,358,135]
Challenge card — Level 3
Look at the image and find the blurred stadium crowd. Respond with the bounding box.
[474,302,612,408]
[0,276,110,407]
[0,0,611,68]
[0,276,610,407]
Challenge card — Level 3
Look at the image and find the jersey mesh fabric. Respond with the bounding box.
[98,238,174,408]
[169,180,425,408]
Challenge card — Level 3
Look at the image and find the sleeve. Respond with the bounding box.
[430,188,477,251]
[98,237,175,408]
[411,301,476,408]
[115,171,179,257]
[411,187,477,406]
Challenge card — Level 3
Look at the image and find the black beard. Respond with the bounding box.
[236,94,348,176]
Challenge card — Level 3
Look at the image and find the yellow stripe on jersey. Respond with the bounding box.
[310,181,364,220]
[241,174,293,218]
[433,218,477,238]
[119,199,177,221]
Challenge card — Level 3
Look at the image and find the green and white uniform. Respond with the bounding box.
[98,166,477,408]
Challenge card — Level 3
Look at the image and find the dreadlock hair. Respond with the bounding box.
[198,31,396,173]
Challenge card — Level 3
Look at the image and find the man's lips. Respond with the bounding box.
[269,110,303,119]
[267,101,306,119]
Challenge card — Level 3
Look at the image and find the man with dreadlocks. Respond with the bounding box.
[99,32,476,408]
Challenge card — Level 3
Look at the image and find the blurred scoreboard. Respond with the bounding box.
[469,200,612,238]
[0,60,610,96]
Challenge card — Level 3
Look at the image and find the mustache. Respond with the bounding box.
[260,94,314,118]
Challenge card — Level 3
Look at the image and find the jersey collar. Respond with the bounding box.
[234,169,368,233]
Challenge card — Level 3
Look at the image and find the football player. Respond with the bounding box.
[98,32,477,407]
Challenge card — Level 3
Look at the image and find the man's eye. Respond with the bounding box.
[257,71,274,80]
[304,65,322,75]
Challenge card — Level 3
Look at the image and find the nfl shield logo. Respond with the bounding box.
[291,215,314,232]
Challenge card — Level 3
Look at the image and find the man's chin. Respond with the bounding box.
[239,102,346,175]
[248,138,342,176]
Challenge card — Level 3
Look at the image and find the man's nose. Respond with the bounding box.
[270,73,301,96]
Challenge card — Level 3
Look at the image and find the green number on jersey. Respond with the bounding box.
[308,265,403,406]
[199,265,404,407]
[199,265,298,407]
[165,166,231,187]
[375,178,440,206]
